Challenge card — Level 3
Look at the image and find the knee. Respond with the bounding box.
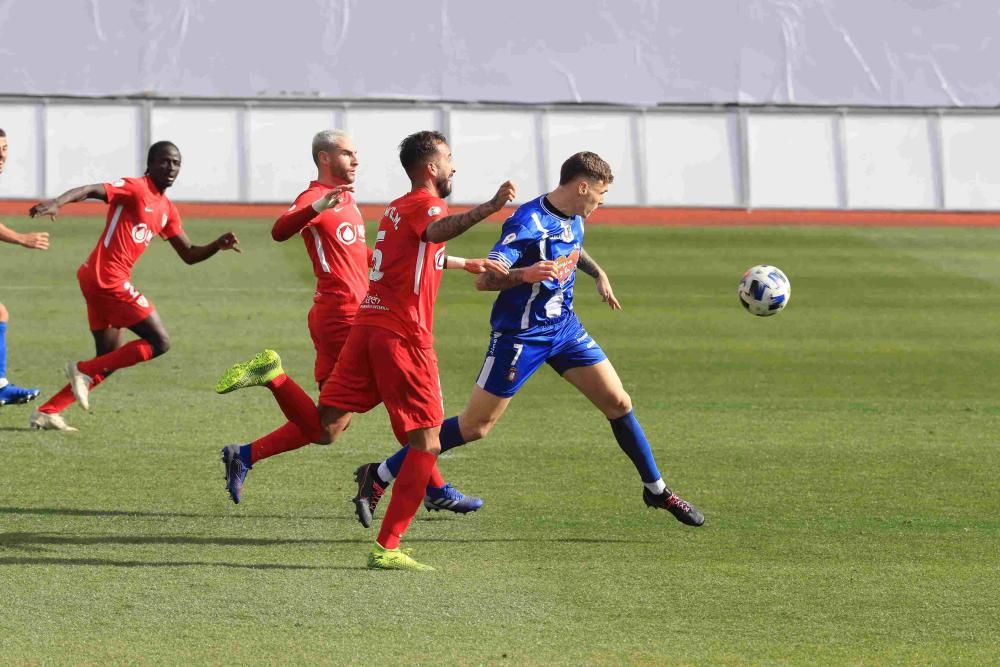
[604,392,632,420]
[461,417,496,443]
[0,302,8,322]
[150,333,171,357]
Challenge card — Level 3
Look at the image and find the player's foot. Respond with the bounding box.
[0,383,41,405]
[221,444,252,504]
[28,409,78,432]
[65,362,92,411]
[215,349,283,394]
[423,483,484,515]
[352,462,387,528]
[367,543,436,572]
[643,487,705,526]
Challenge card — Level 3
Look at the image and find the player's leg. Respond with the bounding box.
[560,359,704,527]
[0,301,40,405]
[30,327,122,430]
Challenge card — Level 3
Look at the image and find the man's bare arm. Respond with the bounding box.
[576,249,604,279]
[424,180,516,243]
[29,183,108,219]
[0,222,49,250]
[475,261,558,292]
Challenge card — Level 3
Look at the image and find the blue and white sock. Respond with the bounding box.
[378,416,467,485]
[610,410,666,494]
[0,321,8,388]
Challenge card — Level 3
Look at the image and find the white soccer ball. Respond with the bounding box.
[738,265,790,316]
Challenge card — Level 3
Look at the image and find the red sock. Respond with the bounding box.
[377,448,437,550]
[38,373,106,414]
[77,340,154,377]
[250,421,310,465]
[427,463,445,489]
[267,374,324,442]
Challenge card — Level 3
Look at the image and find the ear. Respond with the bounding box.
[577,179,590,196]
[427,160,439,178]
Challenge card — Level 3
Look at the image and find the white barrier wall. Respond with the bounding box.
[2,99,1000,210]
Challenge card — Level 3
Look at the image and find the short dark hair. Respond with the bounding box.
[559,152,614,186]
[0,128,6,137]
[147,140,179,165]
[399,130,447,176]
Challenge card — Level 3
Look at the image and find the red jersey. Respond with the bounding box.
[273,184,369,315]
[81,176,183,289]
[355,189,447,347]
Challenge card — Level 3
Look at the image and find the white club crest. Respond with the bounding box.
[428,206,442,217]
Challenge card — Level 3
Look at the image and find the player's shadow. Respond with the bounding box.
[0,556,359,570]
[0,531,368,551]
[0,505,344,522]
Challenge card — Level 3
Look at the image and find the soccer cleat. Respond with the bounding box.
[643,487,705,527]
[65,362,92,410]
[423,483,484,515]
[0,383,40,405]
[367,544,436,572]
[221,444,251,504]
[215,349,283,394]
[29,409,78,432]
[352,462,387,528]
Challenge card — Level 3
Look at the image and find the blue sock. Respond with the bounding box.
[609,410,661,484]
[382,416,466,480]
[0,321,8,381]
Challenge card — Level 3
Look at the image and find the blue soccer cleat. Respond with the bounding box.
[0,383,40,406]
[221,444,252,504]
[423,483,484,515]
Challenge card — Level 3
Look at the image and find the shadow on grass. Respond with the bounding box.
[0,556,360,570]
[0,506,346,522]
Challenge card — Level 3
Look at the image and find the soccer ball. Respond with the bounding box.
[738,265,790,316]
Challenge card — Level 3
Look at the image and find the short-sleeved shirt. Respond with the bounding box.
[353,189,448,347]
[485,195,583,332]
[80,175,183,289]
[284,183,369,315]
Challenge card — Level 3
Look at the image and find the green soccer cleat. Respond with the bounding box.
[367,544,436,572]
[215,349,284,394]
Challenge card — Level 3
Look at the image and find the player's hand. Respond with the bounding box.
[521,260,558,284]
[312,185,355,212]
[594,272,621,310]
[463,257,509,275]
[29,200,59,220]
[216,232,241,253]
[19,231,49,250]
[488,180,516,212]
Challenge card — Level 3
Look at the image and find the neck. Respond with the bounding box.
[317,173,347,188]
[545,187,578,217]
[411,181,440,198]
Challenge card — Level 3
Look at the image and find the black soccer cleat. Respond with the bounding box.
[643,487,705,527]
[352,462,387,528]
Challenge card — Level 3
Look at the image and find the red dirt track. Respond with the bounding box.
[3,199,1000,226]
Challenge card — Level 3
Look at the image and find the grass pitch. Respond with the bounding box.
[1,216,998,665]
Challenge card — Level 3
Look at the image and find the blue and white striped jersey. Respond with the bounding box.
[485,195,584,332]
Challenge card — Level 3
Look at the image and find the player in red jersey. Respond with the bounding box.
[0,127,46,406]
[27,141,240,431]
[218,130,486,514]
[216,130,514,570]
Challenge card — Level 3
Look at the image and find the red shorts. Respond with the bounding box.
[319,324,444,445]
[78,267,155,331]
[307,302,353,386]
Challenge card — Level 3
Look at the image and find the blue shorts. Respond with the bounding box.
[475,313,608,398]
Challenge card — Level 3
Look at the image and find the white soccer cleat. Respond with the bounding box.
[29,409,79,432]
[65,362,92,411]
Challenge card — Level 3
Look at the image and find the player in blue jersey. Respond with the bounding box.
[352,151,704,527]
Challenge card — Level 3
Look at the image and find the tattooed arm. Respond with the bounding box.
[577,249,622,310]
[476,260,559,291]
[423,180,516,243]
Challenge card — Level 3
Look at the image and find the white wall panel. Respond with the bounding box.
[150,107,240,202]
[45,105,140,197]
[748,113,838,208]
[845,115,935,209]
[0,104,41,199]
[545,113,638,205]
[941,116,1000,210]
[345,108,439,206]
[247,108,337,203]
[449,110,538,205]
[645,113,737,206]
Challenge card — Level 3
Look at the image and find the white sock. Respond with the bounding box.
[0,378,8,389]
[377,461,395,485]
[644,478,667,495]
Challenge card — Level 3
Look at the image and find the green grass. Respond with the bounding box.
[1,217,998,665]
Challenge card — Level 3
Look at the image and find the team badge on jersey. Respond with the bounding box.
[502,232,517,245]
[560,222,574,243]
[337,221,358,245]
[428,206,441,217]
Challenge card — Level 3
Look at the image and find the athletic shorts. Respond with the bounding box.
[307,302,354,386]
[319,324,444,444]
[475,313,608,398]
[78,266,155,331]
